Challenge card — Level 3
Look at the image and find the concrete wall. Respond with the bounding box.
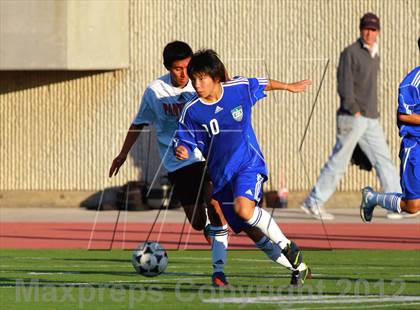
[66,0,129,69]
[0,1,68,69]
[0,0,418,193]
[0,0,129,69]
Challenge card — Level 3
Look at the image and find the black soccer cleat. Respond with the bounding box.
[212,272,229,287]
[290,264,311,287]
[282,241,302,269]
[360,186,375,223]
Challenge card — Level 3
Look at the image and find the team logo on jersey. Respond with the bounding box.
[245,189,253,196]
[231,105,243,121]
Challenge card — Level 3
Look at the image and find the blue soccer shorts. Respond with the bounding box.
[213,169,267,234]
[400,138,420,200]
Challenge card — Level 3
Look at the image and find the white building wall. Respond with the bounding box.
[0,0,418,191]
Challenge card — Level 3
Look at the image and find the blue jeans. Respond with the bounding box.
[305,114,401,207]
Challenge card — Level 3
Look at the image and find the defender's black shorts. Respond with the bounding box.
[168,162,211,206]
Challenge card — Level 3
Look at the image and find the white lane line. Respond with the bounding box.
[28,272,80,275]
[202,295,420,305]
[400,275,420,278]
[12,257,52,260]
[170,257,393,269]
[0,264,131,269]
[9,280,163,286]
[289,302,420,310]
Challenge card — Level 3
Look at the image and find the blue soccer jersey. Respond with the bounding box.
[397,66,420,200]
[174,77,269,194]
[397,66,420,139]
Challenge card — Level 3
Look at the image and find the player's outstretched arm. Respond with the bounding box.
[398,113,420,125]
[109,123,145,177]
[265,79,312,92]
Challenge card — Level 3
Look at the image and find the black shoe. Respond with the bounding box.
[360,187,375,223]
[282,241,302,269]
[290,264,311,287]
[212,272,229,287]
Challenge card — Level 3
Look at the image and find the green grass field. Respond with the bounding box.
[1,249,419,309]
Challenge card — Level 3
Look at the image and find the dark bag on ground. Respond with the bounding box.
[351,143,373,171]
[117,181,149,211]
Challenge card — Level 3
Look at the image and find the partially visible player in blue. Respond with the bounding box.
[174,49,312,285]
[361,37,420,221]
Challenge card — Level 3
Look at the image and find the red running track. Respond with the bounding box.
[1,222,419,250]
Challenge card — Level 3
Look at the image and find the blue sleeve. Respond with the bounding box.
[247,77,268,106]
[397,85,417,115]
[132,88,155,125]
[174,111,199,154]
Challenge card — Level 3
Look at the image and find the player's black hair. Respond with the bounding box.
[187,49,228,82]
[418,36,420,51]
[163,41,193,69]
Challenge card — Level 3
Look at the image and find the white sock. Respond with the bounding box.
[369,192,402,213]
[209,225,228,273]
[204,207,211,227]
[297,262,308,271]
[255,236,294,270]
[246,206,290,249]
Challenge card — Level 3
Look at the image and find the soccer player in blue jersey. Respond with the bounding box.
[174,49,312,285]
[109,42,229,286]
[360,37,420,221]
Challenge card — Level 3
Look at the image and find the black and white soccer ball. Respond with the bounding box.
[131,241,168,277]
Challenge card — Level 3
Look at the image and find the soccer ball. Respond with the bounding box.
[131,241,168,277]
